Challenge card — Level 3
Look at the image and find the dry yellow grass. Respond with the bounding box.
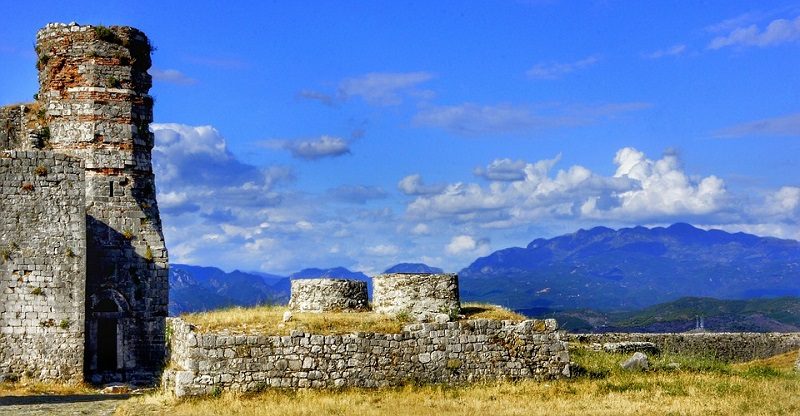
[117,369,800,416]
[180,303,526,335]
[0,378,96,397]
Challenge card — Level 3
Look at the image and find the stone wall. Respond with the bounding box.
[35,23,168,384]
[288,279,368,312]
[0,150,86,381]
[372,273,460,321]
[566,332,800,362]
[162,317,571,396]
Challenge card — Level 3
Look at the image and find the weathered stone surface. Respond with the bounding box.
[566,333,800,363]
[289,279,368,312]
[0,150,86,382]
[162,317,570,396]
[372,273,460,322]
[1,22,168,385]
[34,22,168,384]
[620,352,649,371]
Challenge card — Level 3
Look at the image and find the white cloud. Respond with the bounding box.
[338,72,435,106]
[398,174,446,196]
[474,158,529,181]
[366,244,400,256]
[526,56,600,79]
[413,102,650,135]
[714,112,800,138]
[406,148,726,225]
[644,44,687,59]
[328,185,387,204]
[445,235,490,256]
[267,135,351,160]
[411,223,430,235]
[761,186,800,217]
[150,68,197,85]
[709,15,800,49]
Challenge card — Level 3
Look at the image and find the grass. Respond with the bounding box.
[0,379,95,397]
[116,347,800,416]
[180,303,526,335]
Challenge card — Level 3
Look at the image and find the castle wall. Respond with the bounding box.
[0,150,86,381]
[35,23,168,384]
[566,332,800,362]
[162,317,571,397]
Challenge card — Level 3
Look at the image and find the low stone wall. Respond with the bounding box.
[288,278,368,312]
[566,332,800,362]
[372,273,460,321]
[163,317,570,396]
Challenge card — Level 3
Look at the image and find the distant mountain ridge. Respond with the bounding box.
[460,223,800,310]
[520,296,800,333]
[384,263,444,274]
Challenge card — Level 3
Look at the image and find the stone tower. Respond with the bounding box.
[34,23,169,383]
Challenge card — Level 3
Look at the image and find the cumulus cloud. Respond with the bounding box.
[526,56,600,79]
[709,15,800,49]
[406,148,726,226]
[413,102,650,135]
[338,71,435,105]
[411,223,430,235]
[398,174,447,195]
[267,135,351,160]
[328,185,388,204]
[474,159,529,181]
[445,235,491,256]
[714,112,800,138]
[150,68,197,85]
[760,186,800,217]
[644,44,687,59]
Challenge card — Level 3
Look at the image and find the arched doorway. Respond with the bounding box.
[94,298,119,371]
[86,289,130,382]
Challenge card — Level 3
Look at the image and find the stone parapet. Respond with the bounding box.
[162,317,569,396]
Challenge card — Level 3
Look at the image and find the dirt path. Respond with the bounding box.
[0,394,130,415]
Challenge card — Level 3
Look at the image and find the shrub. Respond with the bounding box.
[36,54,50,70]
[144,245,154,262]
[34,165,48,176]
[122,228,135,240]
[93,25,120,44]
[31,287,43,296]
[21,183,34,192]
[59,319,71,329]
[106,76,121,88]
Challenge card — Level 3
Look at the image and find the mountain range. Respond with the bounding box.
[459,223,800,311]
[168,223,800,332]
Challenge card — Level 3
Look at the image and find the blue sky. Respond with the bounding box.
[2,1,799,274]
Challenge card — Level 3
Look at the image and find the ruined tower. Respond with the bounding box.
[34,23,169,383]
[0,23,168,384]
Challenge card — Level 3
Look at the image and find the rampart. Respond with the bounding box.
[566,332,800,362]
[162,317,571,397]
[0,150,86,381]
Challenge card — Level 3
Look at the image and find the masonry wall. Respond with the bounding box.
[35,23,169,384]
[565,332,800,362]
[0,150,86,381]
[163,317,571,396]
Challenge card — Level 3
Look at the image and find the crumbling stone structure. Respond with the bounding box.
[0,23,168,384]
[288,279,368,312]
[163,317,570,396]
[372,273,460,321]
